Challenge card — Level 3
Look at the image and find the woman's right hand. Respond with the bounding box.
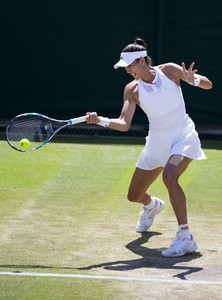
[86,112,100,124]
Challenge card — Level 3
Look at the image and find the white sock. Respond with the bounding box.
[143,197,156,210]
[178,224,188,230]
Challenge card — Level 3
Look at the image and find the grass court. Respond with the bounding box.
[0,137,221,299]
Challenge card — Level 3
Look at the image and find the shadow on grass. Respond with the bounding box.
[0,232,203,281]
[0,265,75,271]
[77,232,203,280]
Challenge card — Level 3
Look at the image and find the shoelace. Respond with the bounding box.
[143,202,157,214]
[170,235,192,251]
[140,209,152,221]
[170,236,181,247]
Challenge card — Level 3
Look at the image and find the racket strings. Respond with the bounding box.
[6,115,53,149]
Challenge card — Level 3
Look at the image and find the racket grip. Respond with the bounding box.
[69,116,86,125]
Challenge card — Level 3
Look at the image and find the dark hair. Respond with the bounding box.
[122,37,152,64]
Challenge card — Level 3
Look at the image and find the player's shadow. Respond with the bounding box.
[77,232,203,280]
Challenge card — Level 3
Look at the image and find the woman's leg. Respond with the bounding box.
[161,155,198,257]
[162,154,192,226]
[127,166,163,205]
[127,166,164,233]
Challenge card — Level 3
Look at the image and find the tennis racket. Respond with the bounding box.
[6,112,86,152]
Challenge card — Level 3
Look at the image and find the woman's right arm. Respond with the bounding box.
[86,83,137,132]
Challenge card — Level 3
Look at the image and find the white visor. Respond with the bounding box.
[114,50,147,69]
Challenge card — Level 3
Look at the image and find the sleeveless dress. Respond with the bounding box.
[136,66,206,170]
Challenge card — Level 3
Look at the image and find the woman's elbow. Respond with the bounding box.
[203,78,213,90]
[118,118,131,132]
[120,124,130,132]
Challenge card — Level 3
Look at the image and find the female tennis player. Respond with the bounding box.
[86,37,212,257]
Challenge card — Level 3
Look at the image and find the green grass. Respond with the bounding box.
[0,138,222,299]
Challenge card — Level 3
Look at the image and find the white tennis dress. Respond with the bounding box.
[136,66,206,170]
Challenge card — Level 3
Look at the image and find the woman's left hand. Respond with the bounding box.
[181,62,198,85]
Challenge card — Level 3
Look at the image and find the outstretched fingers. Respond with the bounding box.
[181,62,198,83]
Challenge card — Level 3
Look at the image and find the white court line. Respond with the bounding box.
[0,271,222,285]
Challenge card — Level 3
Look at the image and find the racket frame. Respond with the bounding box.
[6,112,86,152]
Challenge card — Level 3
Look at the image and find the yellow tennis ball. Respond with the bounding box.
[19,138,30,149]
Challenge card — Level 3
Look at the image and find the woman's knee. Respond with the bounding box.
[127,189,141,202]
[162,168,178,189]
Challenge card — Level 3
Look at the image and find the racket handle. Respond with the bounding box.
[69,116,86,125]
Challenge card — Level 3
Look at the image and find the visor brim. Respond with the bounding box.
[113,60,130,69]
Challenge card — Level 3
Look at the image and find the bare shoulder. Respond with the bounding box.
[158,62,182,83]
[124,80,139,103]
[125,79,138,92]
[158,62,182,76]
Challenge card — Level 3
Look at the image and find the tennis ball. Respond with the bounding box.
[19,138,30,149]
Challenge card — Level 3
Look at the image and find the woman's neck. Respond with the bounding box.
[141,66,156,84]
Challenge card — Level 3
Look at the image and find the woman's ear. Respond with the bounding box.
[139,57,145,65]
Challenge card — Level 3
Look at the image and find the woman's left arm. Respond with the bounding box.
[181,62,213,89]
[175,62,212,89]
[161,62,213,90]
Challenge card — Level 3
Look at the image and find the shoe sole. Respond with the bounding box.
[136,200,165,233]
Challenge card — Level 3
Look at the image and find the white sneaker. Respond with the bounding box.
[161,233,198,257]
[136,197,165,233]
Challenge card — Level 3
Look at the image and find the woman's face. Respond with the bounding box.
[125,58,144,80]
